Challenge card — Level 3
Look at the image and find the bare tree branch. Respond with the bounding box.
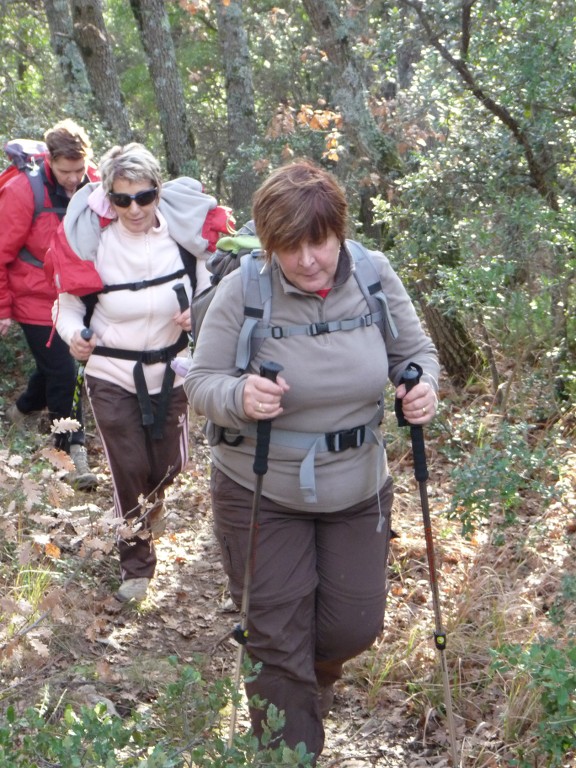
[401,0,559,210]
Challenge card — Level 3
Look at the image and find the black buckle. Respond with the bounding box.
[326,425,365,452]
[222,430,243,447]
[141,349,169,365]
[309,321,330,336]
[130,280,148,291]
[271,326,284,339]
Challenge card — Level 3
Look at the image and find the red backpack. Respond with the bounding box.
[1,139,71,270]
[0,139,60,221]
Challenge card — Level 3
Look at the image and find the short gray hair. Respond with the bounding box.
[99,143,163,194]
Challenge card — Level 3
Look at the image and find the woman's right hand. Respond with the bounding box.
[243,373,290,420]
[70,329,97,362]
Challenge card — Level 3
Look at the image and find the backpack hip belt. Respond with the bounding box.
[218,399,385,507]
[91,332,188,439]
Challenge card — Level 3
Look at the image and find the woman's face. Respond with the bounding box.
[274,231,340,293]
[109,177,158,234]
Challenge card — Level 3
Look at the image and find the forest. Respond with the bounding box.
[0,1,574,766]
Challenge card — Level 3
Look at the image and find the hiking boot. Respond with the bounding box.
[318,684,335,718]
[67,444,98,491]
[148,502,166,540]
[6,403,40,426]
[115,577,150,603]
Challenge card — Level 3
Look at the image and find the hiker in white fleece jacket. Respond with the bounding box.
[48,143,233,604]
[185,160,440,763]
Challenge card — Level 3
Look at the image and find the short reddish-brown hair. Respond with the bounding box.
[252,159,348,258]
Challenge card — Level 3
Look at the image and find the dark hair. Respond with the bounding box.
[252,160,348,258]
[44,119,92,161]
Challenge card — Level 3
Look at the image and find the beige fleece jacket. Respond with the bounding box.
[54,212,204,394]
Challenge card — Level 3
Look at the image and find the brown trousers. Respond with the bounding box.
[211,467,394,761]
[86,376,189,581]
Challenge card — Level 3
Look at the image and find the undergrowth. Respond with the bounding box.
[359,367,575,766]
[1,335,575,766]
[0,658,314,767]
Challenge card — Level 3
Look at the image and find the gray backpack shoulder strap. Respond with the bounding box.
[24,164,67,220]
[233,241,398,371]
[345,240,398,341]
[18,166,65,269]
[25,167,47,218]
[235,249,272,370]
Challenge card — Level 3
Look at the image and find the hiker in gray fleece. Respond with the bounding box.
[184,160,439,762]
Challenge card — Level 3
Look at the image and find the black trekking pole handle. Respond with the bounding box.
[253,361,284,476]
[172,282,189,313]
[395,362,428,483]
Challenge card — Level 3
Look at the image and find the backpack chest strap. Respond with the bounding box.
[250,310,384,340]
[235,309,385,370]
[100,268,187,293]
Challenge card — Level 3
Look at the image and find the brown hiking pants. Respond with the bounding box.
[86,376,189,581]
[211,467,394,762]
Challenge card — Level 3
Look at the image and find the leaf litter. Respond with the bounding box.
[0,409,574,767]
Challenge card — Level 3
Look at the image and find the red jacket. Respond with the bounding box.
[0,162,98,324]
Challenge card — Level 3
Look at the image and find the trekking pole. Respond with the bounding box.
[71,328,93,422]
[172,283,194,352]
[228,360,284,748]
[396,363,460,767]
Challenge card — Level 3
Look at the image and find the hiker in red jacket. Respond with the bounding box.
[0,119,98,489]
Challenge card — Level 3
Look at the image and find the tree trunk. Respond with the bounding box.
[300,0,398,177]
[71,0,133,144]
[415,279,484,386]
[43,0,91,106]
[129,0,196,179]
[215,0,258,218]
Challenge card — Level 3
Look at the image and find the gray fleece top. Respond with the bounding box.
[184,244,440,513]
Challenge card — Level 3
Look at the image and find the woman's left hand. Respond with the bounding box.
[173,307,192,333]
[395,381,438,424]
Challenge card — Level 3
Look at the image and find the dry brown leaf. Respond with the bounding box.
[0,596,19,614]
[28,638,50,657]
[39,590,64,612]
[0,638,21,660]
[18,541,32,566]
[40,446,73,472]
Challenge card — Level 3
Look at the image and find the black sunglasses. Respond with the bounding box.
[108,187,158,208]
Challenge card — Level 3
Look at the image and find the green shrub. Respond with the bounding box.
[0,658,314,767]
[491,637,576,766]
[445,420,559,537]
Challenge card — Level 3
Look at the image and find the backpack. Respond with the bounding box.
[1,139,68,268]
[2,138,48,172]
[191,221,399,371]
